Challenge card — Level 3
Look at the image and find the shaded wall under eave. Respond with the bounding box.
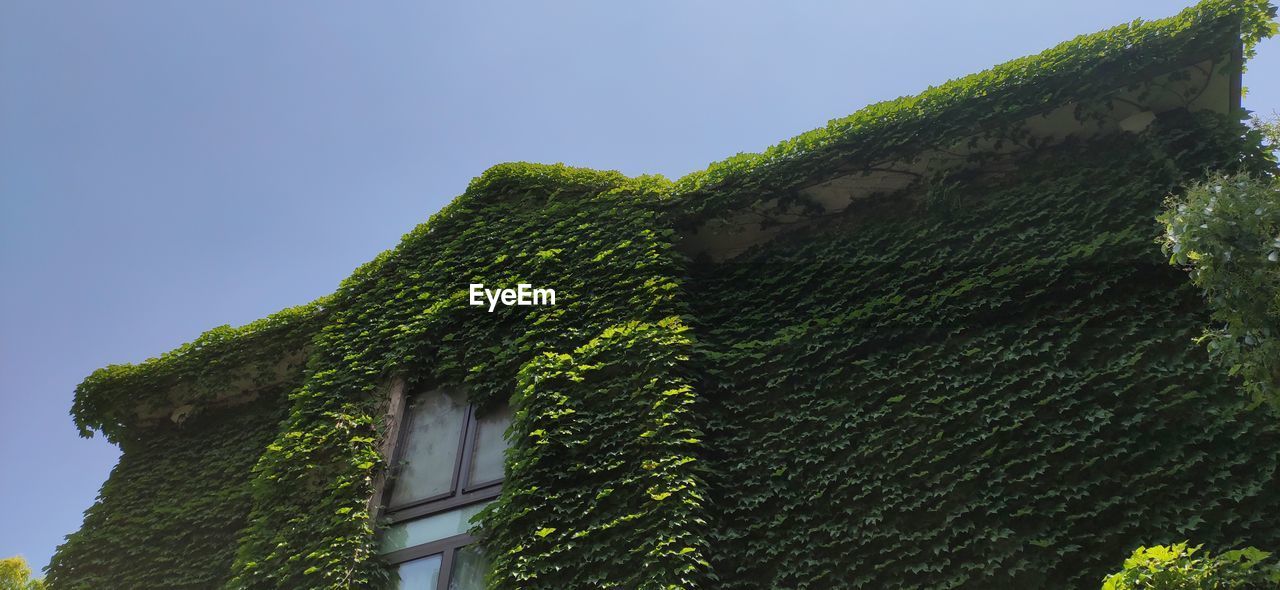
[45,394,289,590]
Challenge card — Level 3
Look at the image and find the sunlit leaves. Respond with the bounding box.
[1160,174,1280,408]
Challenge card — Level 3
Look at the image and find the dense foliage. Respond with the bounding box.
[0,556,46,590]
[49,1,1280,589]
[689,113,1280,589]
[1161,174,1280,408]
[223,166,706,589]
[1102,543,1280,589]
[482,318,709,588]
[70,301,326,443]
[46,396,287,589]
[671,0,1276,222]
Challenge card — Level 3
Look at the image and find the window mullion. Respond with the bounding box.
[437,542,458,589]
[451,403,476,497]
[380,397,418,514]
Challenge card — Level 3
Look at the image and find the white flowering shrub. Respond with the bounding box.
[1160,174,1280,409]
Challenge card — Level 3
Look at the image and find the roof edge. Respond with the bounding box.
[70,0,1277,441]
[668,0,1276,221]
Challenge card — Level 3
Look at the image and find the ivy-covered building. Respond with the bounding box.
[48,1,1280,589]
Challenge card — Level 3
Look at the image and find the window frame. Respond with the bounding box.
[378,386,509,589]
[381,529,474,579]
[380,388,505,524]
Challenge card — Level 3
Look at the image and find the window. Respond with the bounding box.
[379,387,512,590]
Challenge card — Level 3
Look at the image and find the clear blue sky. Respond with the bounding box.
[1,0,1276,574]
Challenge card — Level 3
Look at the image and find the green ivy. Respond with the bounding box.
[46,395,287,589]
[71,300,327,444]
[48,2,1280,589]
[690,113,1280,589]
[670,0,1276,223]
[222,166,704,589]
[480,318,710,589]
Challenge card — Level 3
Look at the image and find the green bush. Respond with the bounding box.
[0,556,46,590]
[1102,543,1280,589]
[1159,174,1280,408]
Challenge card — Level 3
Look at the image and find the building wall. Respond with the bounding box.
[690,112,1280,589]
[46,394,288,590]
[47,3,1280,585]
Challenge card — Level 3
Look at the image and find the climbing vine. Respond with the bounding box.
[70,301,327,444]
[222,166,707,589]
[671,0,1276,223]
[48,1,1280,589]
[47,395,289,589]
[690,113,1280,589]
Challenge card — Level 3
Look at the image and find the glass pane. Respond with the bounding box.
[395,554,441,590]
[449,545,491,590]
[381,501,493,554]
[391,389,468,506]
[467,404,512,486]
